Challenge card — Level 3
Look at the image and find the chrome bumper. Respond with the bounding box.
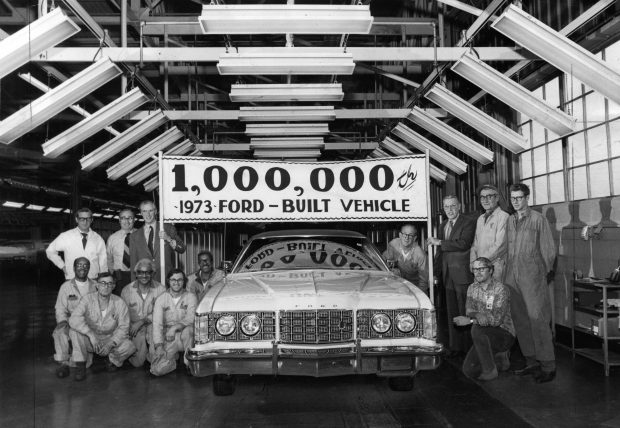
[186,341,443,378]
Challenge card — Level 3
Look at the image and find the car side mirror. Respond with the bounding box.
[221,260,232,274]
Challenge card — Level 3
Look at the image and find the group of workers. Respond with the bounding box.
[383,183,557,383]
[47,200,223,381]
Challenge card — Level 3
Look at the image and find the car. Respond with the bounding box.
[186,229,443,395]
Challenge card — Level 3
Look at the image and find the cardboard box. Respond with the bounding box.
[574,311,620,337]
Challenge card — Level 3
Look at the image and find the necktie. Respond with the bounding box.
[81,233,87,249]
[147,226,154,255]
[445,220,453,239]
[122,232,131,270]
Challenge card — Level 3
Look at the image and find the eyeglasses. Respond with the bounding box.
[510,196,525,202]
[98,281,115,287]
[480,194,497,201]
[136,270,153,276]
[400,232,416,239]
[169,278,184,284]
[77,217,92,221]
[472,267,491,272]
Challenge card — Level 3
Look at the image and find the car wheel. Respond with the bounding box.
[388,376,414,391]
[213,374,236,396]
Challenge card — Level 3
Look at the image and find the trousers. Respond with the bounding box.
[463,325,514,378]
[69,329,136,367]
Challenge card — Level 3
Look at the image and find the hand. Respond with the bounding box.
[427,237,441,247]
[165,326,178,342]
[56,321,69,331]
[476,313,489,326]
[154,344,165,357]
[98,341,114,356]
[453,316,471,327]
[130,320,145,338]
[88,333,100,349]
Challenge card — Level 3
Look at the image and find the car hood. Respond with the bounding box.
[197,270,432,313]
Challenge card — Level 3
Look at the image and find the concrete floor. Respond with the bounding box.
[1,266,619,428]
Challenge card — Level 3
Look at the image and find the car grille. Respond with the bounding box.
[357,309,424,339]
[279,310,354,344]
[207,311,276,341]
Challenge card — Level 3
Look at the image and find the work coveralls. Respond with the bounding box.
[53,279,97,366]
[187,269,225,301]
[120,280,165,367]
[151,290,197,376]
[504,208,556,371]
[382,239,429,292]
[69,293,136,367]
[470,206,509,281]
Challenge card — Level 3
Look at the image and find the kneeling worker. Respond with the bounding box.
[69,272,136,381]
[453,257,514,381]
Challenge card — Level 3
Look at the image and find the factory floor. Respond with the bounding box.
[1,266,619,428]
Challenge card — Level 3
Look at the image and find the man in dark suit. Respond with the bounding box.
[427,195,476,357]
[129,200,186,284]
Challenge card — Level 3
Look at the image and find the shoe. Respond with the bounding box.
[74,362,86,381]
[91,356,107,373]
[535,370,556,383]
[494,351,511,372]
[105,359,118,372]
[55,364,70,379]
[513,364,541,376]
[478,367,498,381]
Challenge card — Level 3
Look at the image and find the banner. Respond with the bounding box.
[161,155,428,222]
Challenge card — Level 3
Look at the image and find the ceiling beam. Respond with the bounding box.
[196,142,378,152]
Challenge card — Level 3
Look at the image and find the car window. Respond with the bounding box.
[236,237,384,273]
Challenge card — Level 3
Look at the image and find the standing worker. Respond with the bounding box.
[382,224,429,293]
[505,183,557,383]
[106,208,137,294]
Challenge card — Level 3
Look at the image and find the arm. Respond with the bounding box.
[152,295,165,346]
[162,225,186,254]
[181,293,197,327]
[470,219,480,265]
[97,235,108,276]
[111,299,130,345]
[414,247,429,289]
[46,234,66,272]
[106,235,115,272]
[54,284,69,325]
[69,297,91,336]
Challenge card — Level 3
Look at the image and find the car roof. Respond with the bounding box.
[250,229,367,240]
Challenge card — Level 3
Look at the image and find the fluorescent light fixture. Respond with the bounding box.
[253,149,321,159]
[380,138,447,183]
[93,213,103,218]
[2,201,24,208]
[126,139,193,186]
[0,8,80,79]
[0,58,121,144]
[199,4,373,35]
[492,5,620,106]
[407,106,494,164]
[144,176,159,193]
[245,123,329,136]
[392,123,468,175]
[42,88,148,158]
[250,137,325,150]
[103,214,115,219]
[62,208,71,214]
[230,83,344,102]
[424,84,528,153]
[81,110,168,171]
[46,207,64,212]
[451,52,577,136]
[107,127,184,180]
[25,204,46,211]
[367,148,391,159]
[218,52,355,75]
[239,106,336,122]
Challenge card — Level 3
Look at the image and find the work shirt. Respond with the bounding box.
[383,239,429,290]
[152,290,197,346]
[69,292,130,346]
[466,278,515,336]
[470,206,509,279]
[46,227,107,280]
[187,269,225,301]
[106,228,136,272]
[120,280,165,323]
[55,278,97,324]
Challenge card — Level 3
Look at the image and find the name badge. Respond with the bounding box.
[68,295,78,301]
[163,306,170,312]
[180,303,188,310]
[485,294,495,310]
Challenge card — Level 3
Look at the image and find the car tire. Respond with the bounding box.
[388,376,414,391]
[213,374,236,396]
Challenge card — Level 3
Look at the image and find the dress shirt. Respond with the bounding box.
[107,228,136,272]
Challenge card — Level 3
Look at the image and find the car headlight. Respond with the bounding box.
[240,314,261,336]
[215,315,236,336]
[371,313,391,334]
[395,312,416,333]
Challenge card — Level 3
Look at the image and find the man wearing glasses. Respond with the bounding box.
[470,184,509,281]
[106,208,137,294]
[382,224,428,293]
[454,257,514,381]
[121,258,165,369]
[504,183,556,383]
[46,207,107,280]
[69,272,136,381]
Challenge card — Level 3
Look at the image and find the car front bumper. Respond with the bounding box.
[186,340,443,378]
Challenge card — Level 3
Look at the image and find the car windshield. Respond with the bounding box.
[234,236,387,273]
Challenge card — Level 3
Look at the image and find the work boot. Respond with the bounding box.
[55,364,70,379]
[74,362,86,381]
[478,367,498,381]
[513,364,541,376]
[535,370,556,383]
[494,351,511,372]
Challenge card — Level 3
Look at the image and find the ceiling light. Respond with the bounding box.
[253,149,321,159]
[492,5,620,107]
[0,58,121,144]
[80,110,168,171]
[391,124,468,175]
[126,139,194,186]
[2,201,24,208]
[25,204,45,211]
[367,148,391,159]
[0,8,80,79]
[407,106,494,164]
[250,137,325,150]
[46,207,64,212]
[106,127,184,180]
[93,213,103,218]
[245,123,329,136]
[42,88,148,158]
[380,137,447,182]
[230,83,344,102]
[424,84,528,153]
[199,4,373,34]
[239,106,336,122]
[451,52,577,136]
[218,52,355,75]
